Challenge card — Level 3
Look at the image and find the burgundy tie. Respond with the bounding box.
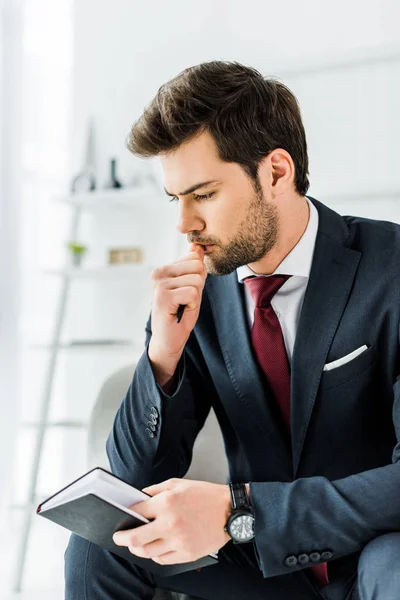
[244,275,329,588]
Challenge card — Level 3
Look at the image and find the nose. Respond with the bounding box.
[175,200,204,235]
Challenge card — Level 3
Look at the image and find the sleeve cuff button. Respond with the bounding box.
[284,555,298,567]
[309,552,321,562]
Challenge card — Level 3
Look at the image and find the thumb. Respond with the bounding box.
[190,242,205,261]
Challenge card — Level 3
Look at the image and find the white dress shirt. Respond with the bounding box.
[236,196,319,365]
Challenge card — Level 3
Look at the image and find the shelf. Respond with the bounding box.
[30,339,141,351]
[10,499,48,510]
[20,420,88,429]
[10,493,63,509]
[43,263,154,279]
[55,186,165,209]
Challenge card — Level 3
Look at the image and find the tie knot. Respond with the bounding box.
[244,274,292,308]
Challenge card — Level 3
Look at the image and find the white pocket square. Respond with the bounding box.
[323,345,369,372]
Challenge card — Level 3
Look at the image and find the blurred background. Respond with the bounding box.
[1,0,399,597]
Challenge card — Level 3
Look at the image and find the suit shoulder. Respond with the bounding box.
[343,213,400,247]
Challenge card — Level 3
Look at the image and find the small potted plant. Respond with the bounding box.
[67,242,88,267]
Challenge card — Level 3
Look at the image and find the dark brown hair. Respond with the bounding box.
[126,61,309,196]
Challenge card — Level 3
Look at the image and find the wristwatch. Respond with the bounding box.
[224,482,255,544]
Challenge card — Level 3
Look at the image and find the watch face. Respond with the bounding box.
[229,513,255,542]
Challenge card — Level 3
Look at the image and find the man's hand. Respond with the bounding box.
[147,243,206,390]
[112,478,232,565]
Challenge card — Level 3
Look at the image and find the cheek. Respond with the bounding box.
[209,206,236,237]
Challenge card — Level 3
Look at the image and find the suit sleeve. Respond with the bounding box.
[250,373,400,579]
[105,313,213,491]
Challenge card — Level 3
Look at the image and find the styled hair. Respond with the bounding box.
[126,60,310,195]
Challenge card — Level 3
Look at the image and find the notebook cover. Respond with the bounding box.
[37,493,218,576]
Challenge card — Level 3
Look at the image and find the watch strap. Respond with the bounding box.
[229,482,250,511]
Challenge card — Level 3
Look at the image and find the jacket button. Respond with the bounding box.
[321,550,333,561]
[149,413,158,425]
[309,552,321,563]
[297,553,310,565]
[284,555,298,567]
[145,427,155,438]
[150,406,159,418]
[146,421,156,431]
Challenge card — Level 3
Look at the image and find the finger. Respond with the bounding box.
[157,286,201,314]
[129,497,158,520]
[156,259,205,279]
[142,478,180,496]
[152,551,184,565]
[128,538,171,560]
[173,253,205,266]
[189,243,205,259]
[162,273,205,291]
[113,520,162,548]
[174,243,205,264]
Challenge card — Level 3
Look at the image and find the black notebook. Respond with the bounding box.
[36,466,218,576]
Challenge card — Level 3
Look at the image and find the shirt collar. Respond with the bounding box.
[236,196,318,283]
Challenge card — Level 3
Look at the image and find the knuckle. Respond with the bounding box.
[153,555,164,564]
[194,273,203,286]
[164,492,175,509]
[129,534,138,546]
[153,265,170,280]
[167,516,177,530]
[194,262,204,275]
[140,545,150,558]
[170,513,183,529]
[150,267,160,281]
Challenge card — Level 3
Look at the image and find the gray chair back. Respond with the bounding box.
[87,362,229,600]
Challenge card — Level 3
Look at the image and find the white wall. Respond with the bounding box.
[71,0,400,189]
[64,0,400,531]
[0,0,23,523]
[60,0,400,518]
[67,0,400,396]
[7,0,400,591]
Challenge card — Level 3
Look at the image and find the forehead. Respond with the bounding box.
[160,130,241,194]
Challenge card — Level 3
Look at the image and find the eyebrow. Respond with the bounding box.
[164,180,221,197]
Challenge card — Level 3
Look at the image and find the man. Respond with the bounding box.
[64,61,400,600]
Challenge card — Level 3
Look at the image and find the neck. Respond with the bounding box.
[248,195,309,275]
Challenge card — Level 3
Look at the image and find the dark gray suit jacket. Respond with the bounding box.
[106,196,400,580]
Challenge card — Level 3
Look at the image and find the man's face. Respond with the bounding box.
[161,130,279,276]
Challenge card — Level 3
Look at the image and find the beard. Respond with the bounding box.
[199,184,279,276]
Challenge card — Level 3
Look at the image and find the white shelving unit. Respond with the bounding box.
[55,186,163,209]
[12,185,166,592]
[43,263,151,279]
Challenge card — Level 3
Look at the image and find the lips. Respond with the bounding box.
[191,242,215,253]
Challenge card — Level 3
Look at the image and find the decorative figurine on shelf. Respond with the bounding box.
[108,247,144,265]
[70,119,97,194]
[67,242,88,267]
[104,157,123,189]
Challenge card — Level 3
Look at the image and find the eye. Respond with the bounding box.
[193,192,215,201]
[168,191,215,203]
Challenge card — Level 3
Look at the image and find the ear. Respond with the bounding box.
[266,149,295,194]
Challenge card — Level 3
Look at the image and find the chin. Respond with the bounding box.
[205,259,237,277]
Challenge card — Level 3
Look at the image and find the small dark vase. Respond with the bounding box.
[105,158,122,189]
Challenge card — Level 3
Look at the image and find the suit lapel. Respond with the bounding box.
[205,272,292,469]
[290,198,362,476]
[200,198,361,480]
